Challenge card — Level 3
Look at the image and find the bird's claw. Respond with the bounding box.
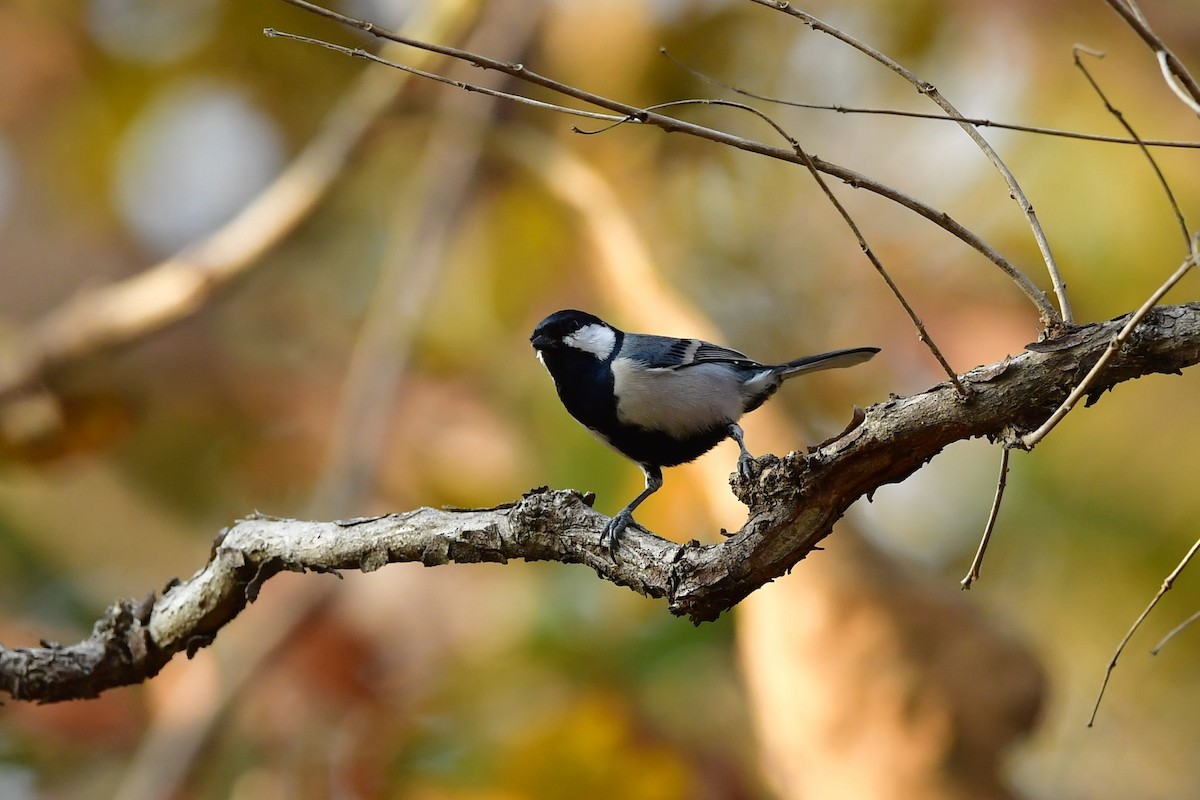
[600,510,633,556]
[736,453,758,481]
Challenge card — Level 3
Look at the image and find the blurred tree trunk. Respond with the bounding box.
[739,527,1044,800]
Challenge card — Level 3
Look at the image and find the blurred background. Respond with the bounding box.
[1,0,1199,797]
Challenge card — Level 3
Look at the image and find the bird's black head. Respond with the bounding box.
[531,310,622,435]
[530,309,619,362]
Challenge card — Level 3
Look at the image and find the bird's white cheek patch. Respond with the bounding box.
[564,324,616,360]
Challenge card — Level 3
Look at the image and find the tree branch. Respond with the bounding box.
[4,302,1200,703]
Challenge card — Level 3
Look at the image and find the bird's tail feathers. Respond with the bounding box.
[775,346,880,378]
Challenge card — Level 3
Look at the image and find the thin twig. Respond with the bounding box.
[1073,46,1191,246]
[961,445,1011,589]
[1111,0,1149,25]
[1020,45,1200,451]
[573,96,965,389]
[272,0,1062,330]
[1103,0,1200,113]
[1152,603,1200,655]
[748,0,1073,327]
[264,29,622,124]
[784,124,967,392]
[1158,51,1200,116]
[574,98,798,143]
[658,48,1200,150]
[1089,536,1200,726]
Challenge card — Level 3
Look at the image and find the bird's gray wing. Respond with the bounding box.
[624,334,764,370]
[690,340,762,368]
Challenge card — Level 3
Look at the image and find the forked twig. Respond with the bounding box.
[960,445,1011,589]
[659,47,1200,149]
[1103,0,1200,113]
[748,0,1073,327]
[1090,537,1200,726]
[271,0,1063,330]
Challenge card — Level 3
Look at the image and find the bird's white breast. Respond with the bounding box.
[611,358,745,437]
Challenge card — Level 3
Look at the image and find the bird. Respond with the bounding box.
[530,309,879,551]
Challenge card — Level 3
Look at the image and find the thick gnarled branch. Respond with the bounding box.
[3,302,1200,703]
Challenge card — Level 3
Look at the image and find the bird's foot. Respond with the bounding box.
[600,509,634,557]
[736,452,759,481]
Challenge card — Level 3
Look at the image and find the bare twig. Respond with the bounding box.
[1089,536,1200,726]
[573,97,796,141]
[1019,46,1200,451]
[1158,51,1200,116]
[263,29,622,124]
[4,302,1200,703]
[960,445,1011,589]
[748,0,1073,327]
[1073,46,1191,246]
[578,98,966,391]
[659,47,1200,149]
[1103,0,1200,114]
[1152,604,1200,655]
[782,120,966,393]
[271,0,1062,330]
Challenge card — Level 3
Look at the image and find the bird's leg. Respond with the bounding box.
[601,464,663,555]
[728,423,757,479]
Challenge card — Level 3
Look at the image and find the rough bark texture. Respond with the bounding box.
[2,303,1198,702]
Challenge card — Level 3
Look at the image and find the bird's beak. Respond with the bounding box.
[530,334,553,350]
